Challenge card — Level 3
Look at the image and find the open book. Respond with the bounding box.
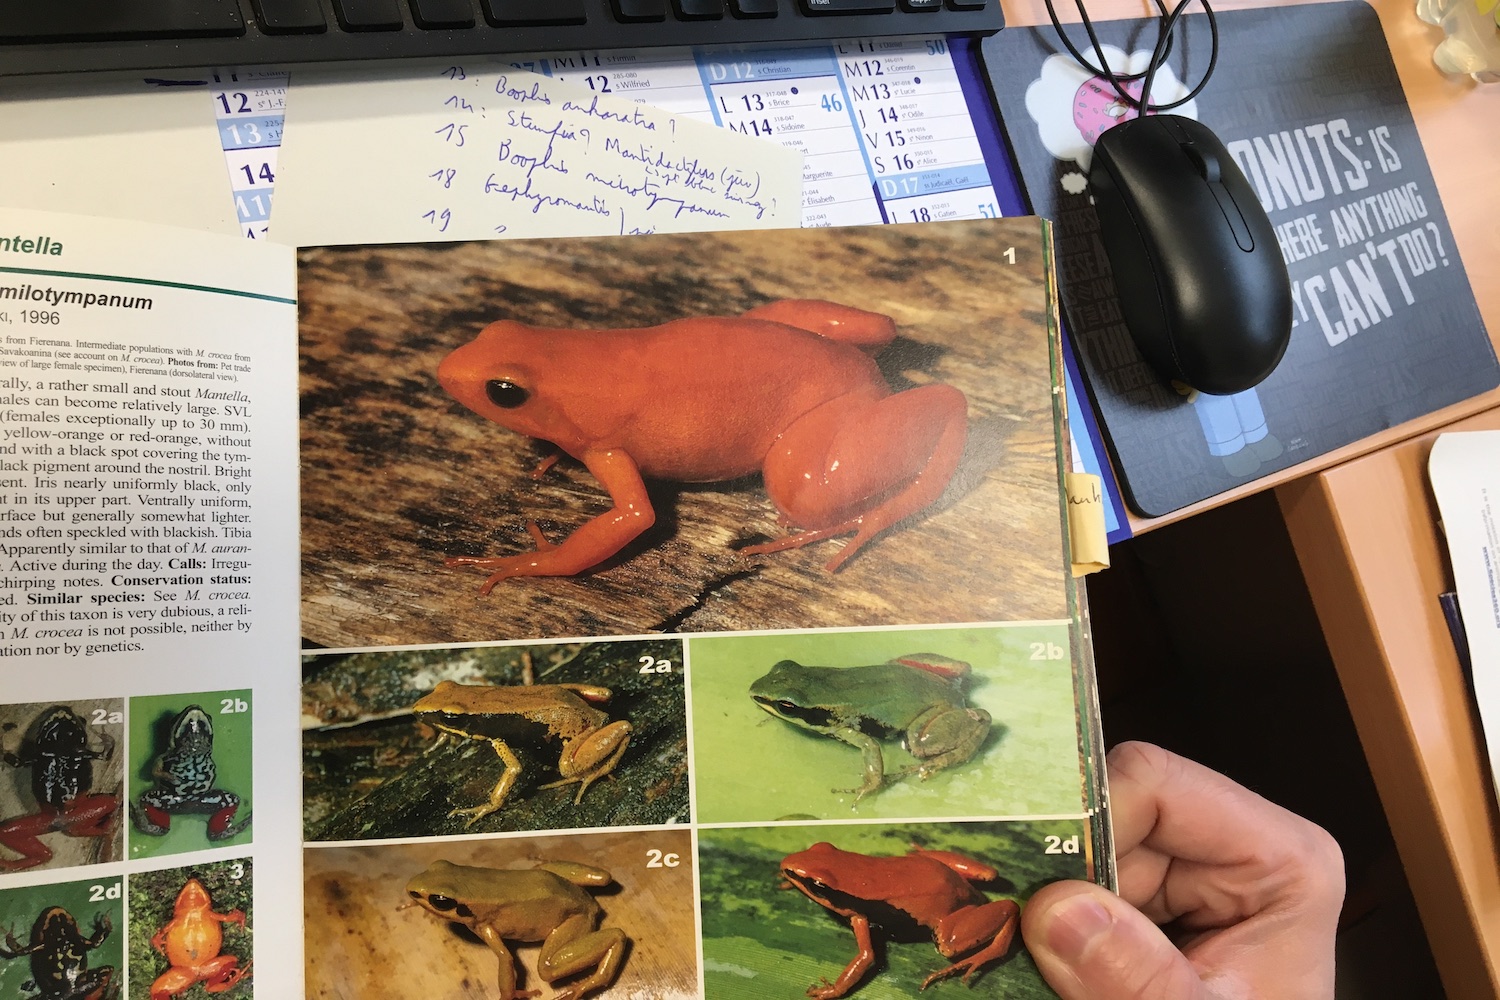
[0,208,1108,1000]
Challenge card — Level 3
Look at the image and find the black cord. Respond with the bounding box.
[1043,0,1220,114]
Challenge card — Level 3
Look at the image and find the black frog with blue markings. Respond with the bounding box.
[130,706,251,842]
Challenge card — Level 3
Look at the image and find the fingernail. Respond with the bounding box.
[1045,895,1114,961]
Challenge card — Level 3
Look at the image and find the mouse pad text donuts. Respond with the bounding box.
[984,1,1499,516]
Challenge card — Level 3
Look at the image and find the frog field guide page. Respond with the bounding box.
[0,208,300,999]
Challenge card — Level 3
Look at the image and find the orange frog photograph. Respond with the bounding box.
[298,218,1068,647]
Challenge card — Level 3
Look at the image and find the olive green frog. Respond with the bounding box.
[403,858,627,1000]
[413,680,632,825]
[749,654,991,801]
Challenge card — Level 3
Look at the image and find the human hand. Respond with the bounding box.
[1022,741,1344,1000]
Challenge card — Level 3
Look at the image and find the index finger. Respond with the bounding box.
[1105,742,1343,926]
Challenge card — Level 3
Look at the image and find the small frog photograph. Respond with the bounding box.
[698,820,1092,1000]
[302,829,698,1000]
[302,638,688,841]
[689,625,1084,824]
[299,219,1071,648]
[0,875,124,1000]
[0,698,124,874]
[127,857,253,1000]
[128,692,253,860]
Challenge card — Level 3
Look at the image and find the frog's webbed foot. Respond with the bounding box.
[446,523,559,595]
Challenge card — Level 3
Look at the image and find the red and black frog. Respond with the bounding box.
[0,706,119,872]
[129,706,251,843]
[0,905,119,1000]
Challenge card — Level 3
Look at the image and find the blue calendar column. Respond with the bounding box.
[210,69,288,240]
[693,46,885,227]
[836,39,1001,225]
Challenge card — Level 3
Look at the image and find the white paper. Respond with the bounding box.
[0,79,240,237]
[1428,430,1500,794]
[270,65,802,247]
[0,207,299,994]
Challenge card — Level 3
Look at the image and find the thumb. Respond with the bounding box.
[1021,881,1208,1000]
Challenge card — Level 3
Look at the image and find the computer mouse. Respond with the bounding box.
[1088,114,1292,395]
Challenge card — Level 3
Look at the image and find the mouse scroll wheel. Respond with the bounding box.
[1183,144,1222,183]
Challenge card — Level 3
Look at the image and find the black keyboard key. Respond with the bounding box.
[0,0,243,42]
[901,0,942,9]
[482,0,585,23]
[675,0,723,17]
[253,0,327,32]
[946,0,984,8]
[335,0,404,28]
[612,0,667,21]
[729,0,778,16]
[800,0,894,13]
[410,0,476,26]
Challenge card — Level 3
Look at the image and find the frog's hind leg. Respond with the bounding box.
[921,899,1019,990]
[746,385,968,572]
[539,722,633,804]
[149,967,201,1000]
[536,914,628,1000]
[199,955,252,994]
[0,807,61,871]
[740,300,896,355]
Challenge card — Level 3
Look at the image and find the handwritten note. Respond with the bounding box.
[1064,472,1110,577]
[270,65,801,247]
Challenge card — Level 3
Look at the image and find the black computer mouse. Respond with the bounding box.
[1089,114,1292,395]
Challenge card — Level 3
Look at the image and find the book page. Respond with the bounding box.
[298,217,1107,999]
[0,208,299,996]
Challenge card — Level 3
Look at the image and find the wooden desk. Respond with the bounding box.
[996,0,1500,991]
[1279,408,1500,999]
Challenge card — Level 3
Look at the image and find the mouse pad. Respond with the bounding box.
[982,0,1499,516]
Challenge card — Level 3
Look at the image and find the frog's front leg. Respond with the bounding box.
[808,912,877,999]
[447,449,655,593]
[452,738,525,826]
[828,725,886,802]
[922,899,1020,989]
[472,923,540,1000]
[536,913,628,1000]
[745,384,967,571]
[902,705,992,780]
[537,721,633,804]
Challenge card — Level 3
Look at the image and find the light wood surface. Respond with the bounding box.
[996,0,1500,532]
[1278,406,1500,999]
[994,0,1500,988]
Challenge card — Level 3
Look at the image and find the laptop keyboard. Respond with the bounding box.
[0,0,1002,76]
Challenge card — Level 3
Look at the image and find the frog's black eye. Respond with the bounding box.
[775,701,798,713]
[426,894,458,911]
[485,379,529,409]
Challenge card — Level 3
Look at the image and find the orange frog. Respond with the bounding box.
[779,842,1020,998]
[149,879,251,999]
[437,299,968,592]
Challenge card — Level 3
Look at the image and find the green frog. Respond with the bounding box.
[403,858,628,1000]
[749,653,991,800]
